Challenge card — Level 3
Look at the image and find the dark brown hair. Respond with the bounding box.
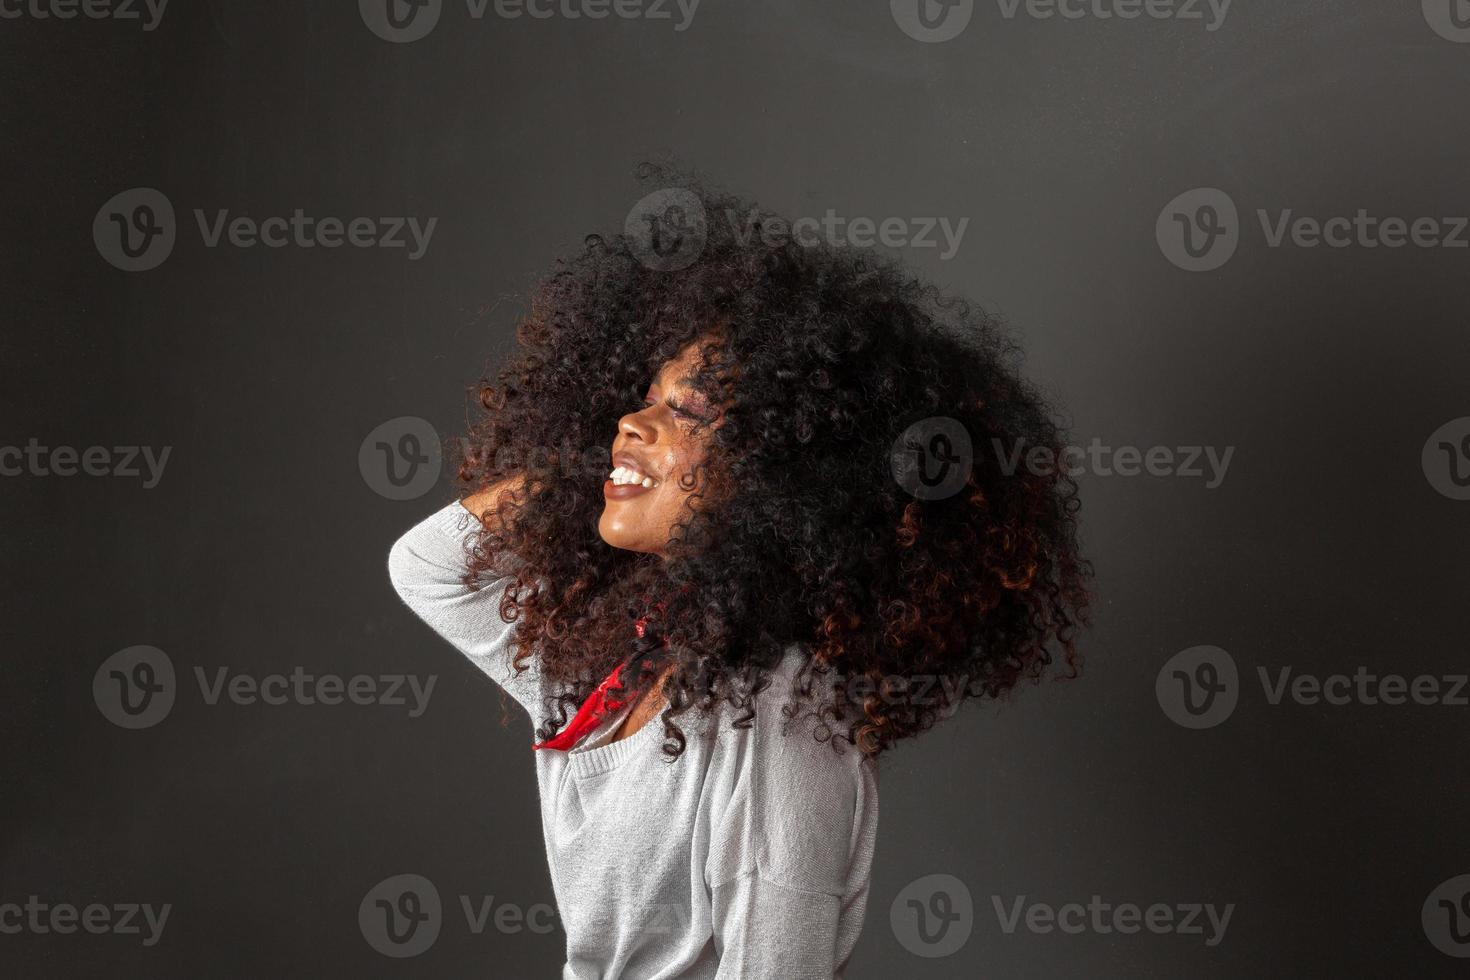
[458,166,1092,759]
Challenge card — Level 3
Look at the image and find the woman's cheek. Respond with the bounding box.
[659,447,694,494]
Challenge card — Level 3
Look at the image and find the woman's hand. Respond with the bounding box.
[461,473,537,528]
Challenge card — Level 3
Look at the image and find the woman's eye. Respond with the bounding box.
[666,399,701,420]
[643,393,684,414]
[640,393,706,422]
[673,403,715,425]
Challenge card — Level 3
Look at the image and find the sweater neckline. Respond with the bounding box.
[564,698,663,778]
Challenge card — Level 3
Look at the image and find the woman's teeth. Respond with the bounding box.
[609,466,658,488]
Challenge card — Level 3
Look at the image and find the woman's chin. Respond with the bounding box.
[597,517,649,554]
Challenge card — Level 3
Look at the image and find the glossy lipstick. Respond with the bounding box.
[603,479,655,500]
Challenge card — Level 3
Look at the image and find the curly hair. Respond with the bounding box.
[455,165,1092,760]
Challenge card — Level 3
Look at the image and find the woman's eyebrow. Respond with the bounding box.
[675,371,714,393]
[670,378,712,405]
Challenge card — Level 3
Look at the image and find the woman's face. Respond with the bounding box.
[598,340,722,556]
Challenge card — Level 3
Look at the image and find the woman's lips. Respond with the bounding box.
[603,479,655,500]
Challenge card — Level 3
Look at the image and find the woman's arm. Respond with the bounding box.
[386,476,543,714]
[711,874,859,979]
[459,473,535,524]
[706,699,880,979]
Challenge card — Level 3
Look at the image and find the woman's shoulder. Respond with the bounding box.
[702,644,879,895]
[712,644,874,775]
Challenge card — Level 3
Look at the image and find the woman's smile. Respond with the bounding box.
[604,451,662,499]
[603,474,658,499]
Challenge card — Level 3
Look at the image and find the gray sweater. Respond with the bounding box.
[388,501,880,979]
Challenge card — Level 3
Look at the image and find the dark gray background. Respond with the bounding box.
[4,0,1469,976]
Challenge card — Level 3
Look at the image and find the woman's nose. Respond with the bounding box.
[619,408,657,443]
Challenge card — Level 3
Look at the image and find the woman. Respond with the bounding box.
[388,170,1090,978]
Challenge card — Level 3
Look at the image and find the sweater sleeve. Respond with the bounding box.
[707,685,881,979]
[710,874,849,980]
[386,499,543,714]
